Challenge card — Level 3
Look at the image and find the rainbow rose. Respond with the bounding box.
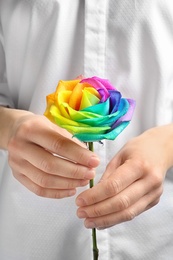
[44,76,135,142]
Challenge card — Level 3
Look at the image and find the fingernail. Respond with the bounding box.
[85,221,96,229]
[88,156,100,168]
[76,198,86,206]
[77,210,87,218]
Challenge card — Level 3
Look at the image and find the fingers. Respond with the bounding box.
[76,158,164,229]
[9,142,93,198]
[82,185,163,229]
[11,158,89,189]
[76,160,142,207]
[11,155,89,199]
[75,126,169,229]
[7,113,100,198]
[77,174,163,218]
[14,142,96,180]
[76,178,149,218]
[15,174,77,199]
[21,117,100,168]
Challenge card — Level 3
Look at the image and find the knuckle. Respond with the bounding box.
[150,170,163,189]
[33,186,45,197]
[117,195,130,211]
[124,209,136,222]
[54,190,67,199]
[8,152,21,171]
[77,151,86,164]
[8,137,19,154]
[71,165,82,179]
[52,189,61,199]
[148,186,163,209]
[105,179,120,197]
[158,185,164,197]
[12,171,20,180]
[89,193,98,204]
[51,137,64,153]
[37,174,50,188]
[66,180,78,189]
[39,158,53,173]
[16,121,32,139]
[149,198,160,208]
[93,206,102,217]
[101,218,110,228]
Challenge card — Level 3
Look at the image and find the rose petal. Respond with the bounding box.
[56,79,80,93]
[82,98,110,116]
[78,98,129,127]
[81,77,110,102]
[108,90,121,113]
[50,105,88,127]
[44,92,56,121]
[73,121,129,142]
[68,83,84,110]
[65,104,102,121]
[44,77,136,143]
[61,125,110,135]
[57,91,72,118]
[79,88,100,110]
[92,76,116,90]
[111,99,136,129]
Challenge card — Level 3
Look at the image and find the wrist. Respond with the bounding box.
[148,124,173,170]
[0,106,33,150]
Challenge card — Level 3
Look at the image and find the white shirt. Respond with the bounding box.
[0,0,173,259]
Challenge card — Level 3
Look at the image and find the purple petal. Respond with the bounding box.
[111,99,136,129]
[81,77,109,102]
[98,89,108,102]
[92,76,116,90]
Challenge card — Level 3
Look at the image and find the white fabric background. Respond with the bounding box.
[0,0,173,259]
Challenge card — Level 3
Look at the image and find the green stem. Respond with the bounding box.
[88,142,99,260]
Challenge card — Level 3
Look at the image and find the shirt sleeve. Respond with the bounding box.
[0,19,14,108]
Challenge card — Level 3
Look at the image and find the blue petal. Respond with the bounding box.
[76,98,129,127]
[108,90,121,113]
[81,98,110,115]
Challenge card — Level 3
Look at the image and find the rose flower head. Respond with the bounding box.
[44,76,135,142]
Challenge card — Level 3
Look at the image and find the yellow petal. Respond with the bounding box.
[68,83,89,110]
[57,91,72,119]
[49,105,87,127]
[68,83,84,110]
[56,79,80,92]
[85,87,101,99]
[79,88,100,110]
[44,93,56,122]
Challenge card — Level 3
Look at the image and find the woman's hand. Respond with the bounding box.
[0,107,99,198]
[76,125,173,229]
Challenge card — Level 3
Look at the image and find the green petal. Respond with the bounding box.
[81,98,110,116]
[79,88,100,110]
[78,98,129,126]
[50,105,87,127]
[73,121,129,142]
[62,103,102,121]
[61,125,110,134]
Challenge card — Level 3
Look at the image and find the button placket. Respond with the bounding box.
[84,0,107,77]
